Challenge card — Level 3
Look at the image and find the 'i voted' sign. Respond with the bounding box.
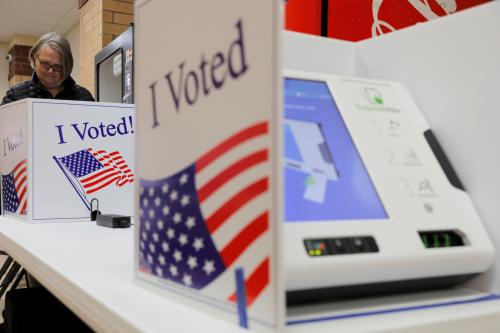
[134,0,282,331]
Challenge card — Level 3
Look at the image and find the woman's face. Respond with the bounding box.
[35,46,63,90]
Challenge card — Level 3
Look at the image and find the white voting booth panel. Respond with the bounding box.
[0,99,135,222]
[134,0,282,332]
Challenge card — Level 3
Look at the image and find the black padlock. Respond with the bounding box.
[90,198,101,221]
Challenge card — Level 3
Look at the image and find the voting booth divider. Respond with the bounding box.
[0,99,135,222]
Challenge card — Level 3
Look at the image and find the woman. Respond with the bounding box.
[1,32,94,105]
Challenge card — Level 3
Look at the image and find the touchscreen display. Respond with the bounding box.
[284,78,388,222]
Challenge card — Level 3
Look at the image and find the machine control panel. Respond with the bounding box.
[304,236,379,256]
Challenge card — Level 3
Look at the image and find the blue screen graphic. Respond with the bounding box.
[284,78,388,222]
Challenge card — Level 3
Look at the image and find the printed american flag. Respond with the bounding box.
[139,121,271,309]
[54,148,134,209]
[2,159,28,215]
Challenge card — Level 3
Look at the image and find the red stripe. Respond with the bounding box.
[220,212,268,267]
[14,171,26,189]
[86,176,120,194]
[228,258,269,306]
[80,168,114,183]
[198,149,268,203]
[14,167,27,183]
[109,151,120,156]
[196,121,267,173]
[17,183,27,205]
[20,200,27,215]
[83,171,120,188]
[115,160,125,165]
[206,178,268,234]
[13,160,26,173]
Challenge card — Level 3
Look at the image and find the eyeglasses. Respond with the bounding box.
[38,60,63,73]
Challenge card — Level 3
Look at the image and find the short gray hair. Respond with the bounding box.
[29,32,73,81]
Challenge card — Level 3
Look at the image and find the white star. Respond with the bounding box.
[161,241,170,252]
[156,219,164,230]
[162,183,169,193]
[167,228,175,239]
[178,233,188,246]
[147,254,153,264]
[193,238,204,251]
[152,232,159,242]
[182,274,193,286]
[141,231,147,240]
[154,197,161,207]
[140,241,145,250]
[173,250,183,262]
[142,198,149,207]
[149,243,156,253]
[158,254,166,266]
[148,209,155,218]
[203,260,215,275]
[145,221,151,230]
[181,195,190,206]
[185,217,196,229]
[180,173,189,185]
[139,208,144,218]
[187,256,198,270]
[156,267,163,276]
[169,264,178,277]
[162,205,170,216]
[170,190,178,202]
[148,187,155,197]
[173,213,182,224]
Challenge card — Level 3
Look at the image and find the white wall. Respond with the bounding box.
[64,22,80,83]
[0,43,9,99]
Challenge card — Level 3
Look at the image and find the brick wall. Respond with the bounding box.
[7,45,33,87]
[79,0,134,96]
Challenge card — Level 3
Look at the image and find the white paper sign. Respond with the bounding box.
[134,0,282,331]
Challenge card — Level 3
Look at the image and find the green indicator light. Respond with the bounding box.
[444,234,451,247]
[433,234,440,248]
[375,96,384,105]
[315,249,321,256]
[422,235,429,248]
[308,250,315,256]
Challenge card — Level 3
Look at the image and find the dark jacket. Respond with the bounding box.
[1,73,94,106]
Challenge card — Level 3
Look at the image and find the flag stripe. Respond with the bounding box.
[17,184,27,206]
[86,176,121,194]
[12,160,25,173]
[82,170,120,187]
[14,167,27,183]
[196,122,268,173]
[198,149,268,204]
[220,211,268,267]
[15,174,26,193]
[80,168,111,183]
[228,257,269,306]
[206,177,268,234]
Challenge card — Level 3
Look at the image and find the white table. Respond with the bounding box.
[0,216,499,333]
